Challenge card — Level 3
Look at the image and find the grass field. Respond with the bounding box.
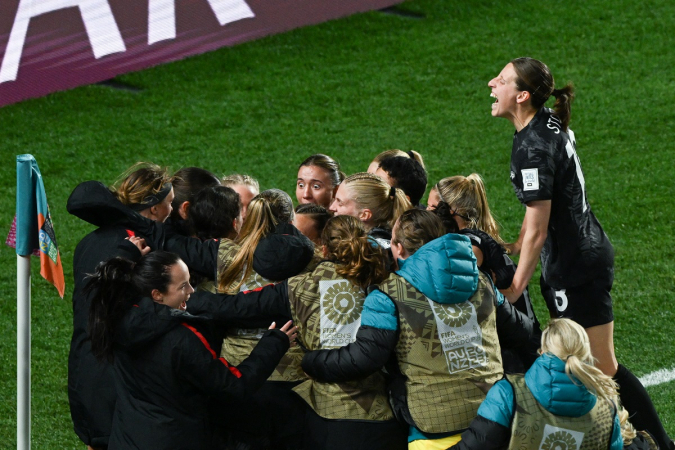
[1,0,674,447]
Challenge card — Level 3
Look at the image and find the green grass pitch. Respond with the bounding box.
[1,0,673,446]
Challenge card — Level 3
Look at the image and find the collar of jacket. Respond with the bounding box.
[396,233,478,305]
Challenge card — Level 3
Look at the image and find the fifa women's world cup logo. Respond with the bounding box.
[322,281,363,325]
[432,301,473,328]
[538,425,584,450]
[319,280,365,347]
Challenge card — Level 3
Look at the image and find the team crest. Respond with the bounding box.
[539,425,584,450]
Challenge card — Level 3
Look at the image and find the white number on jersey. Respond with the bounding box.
[564,129,587,213]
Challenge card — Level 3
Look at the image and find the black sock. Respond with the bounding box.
[614,364,672,448]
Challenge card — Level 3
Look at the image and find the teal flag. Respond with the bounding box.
[8,155,65,297]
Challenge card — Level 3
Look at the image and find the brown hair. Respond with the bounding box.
[371,149,425,170]
[511,57,575,130]
[321,216,388,289]
[170,167,220,222]
[298,154,345,188]
[111,162,173,207]
[217,189,294,293]
[434,173,505,245]
[343,172,413,229]
[392,209,445,256]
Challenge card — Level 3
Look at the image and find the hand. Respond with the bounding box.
[500,284,521,304]
[504,241,520,256]
[269,320,298,347]
[126,236,151,255]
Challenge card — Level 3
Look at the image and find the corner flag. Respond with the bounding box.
[7,154,65,298]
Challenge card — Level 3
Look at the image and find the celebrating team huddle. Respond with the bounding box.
[66,58,672,450]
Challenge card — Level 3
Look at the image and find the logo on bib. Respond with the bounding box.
[539,425,584,450]
[322,281,363,325]
[432,301,473,327]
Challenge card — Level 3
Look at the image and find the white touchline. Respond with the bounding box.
[639,366,675,388]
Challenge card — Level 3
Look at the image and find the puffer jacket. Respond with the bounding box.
[108,297,290,450]
[448,354,655,450]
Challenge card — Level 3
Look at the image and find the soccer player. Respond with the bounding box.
[487,56,673,450]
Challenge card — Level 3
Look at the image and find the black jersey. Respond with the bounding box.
[458,228,513,290]
[510,107,614,288]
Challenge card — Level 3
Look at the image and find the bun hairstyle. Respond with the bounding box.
[321,215,388,289]
[510,57,575,130]
[342,172,413,229]
[188,186,242,240]
[541,319,637,445]
[298,154,345,188]
[431,201,460,235]
[371,149,425,170]
[392,209,445,256]
[170,167,221,221]
[434,173,505,245]
[112,162,174,209]
[217,189,294,294]
[86,251,181,362]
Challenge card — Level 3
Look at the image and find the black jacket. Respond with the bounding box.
[108,298,290,450]
[67,181,315,282]
[67,200,142,446]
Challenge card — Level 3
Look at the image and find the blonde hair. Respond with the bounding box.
[371,149,425,170]
[321,216,388,289]
[434,173,505,244]
[111,162,173,206]
[541,319,636,445]
[343,172,413,229]
[222,173,260,193]
[217,189,293,294]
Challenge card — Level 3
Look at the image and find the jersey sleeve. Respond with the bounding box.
[512,143,556,204]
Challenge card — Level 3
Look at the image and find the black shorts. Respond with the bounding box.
[540,268,614,328]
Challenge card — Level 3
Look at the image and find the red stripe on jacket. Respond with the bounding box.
[181,322,242,378]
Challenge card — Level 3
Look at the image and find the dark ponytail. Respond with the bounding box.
[511,57,575,130]
[87,251,181,362]
[432,201,460,234]
[86,257,137,362]
[551,85,575,131]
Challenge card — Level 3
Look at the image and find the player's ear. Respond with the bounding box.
[516,90,530,104]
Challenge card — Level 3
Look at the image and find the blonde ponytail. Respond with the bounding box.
[541,319,638,445]
[343,172,413,230]
[217,197,276,293]
[435,173,505,244]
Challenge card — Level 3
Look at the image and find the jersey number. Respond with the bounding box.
[554,289,569,313]
[565,129,588,213]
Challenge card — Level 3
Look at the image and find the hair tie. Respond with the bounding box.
[129,182,173,211]
[407,150,415,159]
[389,186,396,198]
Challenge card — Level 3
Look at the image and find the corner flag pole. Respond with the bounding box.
[11,154,66,450]
[17,254,30,450]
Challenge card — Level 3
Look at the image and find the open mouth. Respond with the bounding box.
[490,92,498,104]
[180,300,187,311]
